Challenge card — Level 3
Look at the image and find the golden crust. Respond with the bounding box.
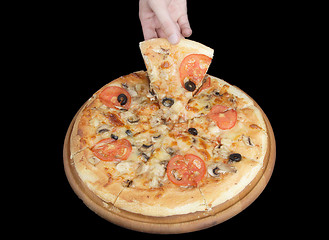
[199,158,262,209]
[115,183,207,217]
[72,149,125,204]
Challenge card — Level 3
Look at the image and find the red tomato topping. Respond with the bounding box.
[91,138,132,161]
[179,54,212,89]
[167,154,206,186]
[99,86,131,110]
[194,75,211,96]
[208,105,237,130]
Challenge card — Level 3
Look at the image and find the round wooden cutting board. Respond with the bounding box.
[63,90,276,234]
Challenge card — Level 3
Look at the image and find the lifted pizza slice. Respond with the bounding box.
[140,38,214,121]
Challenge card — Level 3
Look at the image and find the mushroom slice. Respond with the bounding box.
[207,162,237,177]
[165,147,175,156]
[127,114,140,124]
[138,143,154,162]
[242,134,254,147]
[96,124,110,134]
[88,156,100,165]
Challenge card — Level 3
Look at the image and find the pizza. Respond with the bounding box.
[70,38,268,217]
[139,38,213,121]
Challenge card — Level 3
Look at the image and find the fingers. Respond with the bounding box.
[139,0,192,44]
[148,0,180,44]
[178,14,192,37]
[140,19,158,40]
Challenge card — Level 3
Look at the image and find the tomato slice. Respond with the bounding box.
[167,154,206,186]
[208,105,237,130]
[179,54,212,90]
[91,138,132,161]
[99,86,131,110]
[194,75,211,96]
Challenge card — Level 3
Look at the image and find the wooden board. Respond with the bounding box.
[63,92,276,234]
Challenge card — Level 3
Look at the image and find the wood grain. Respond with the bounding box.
[63,92,276,234]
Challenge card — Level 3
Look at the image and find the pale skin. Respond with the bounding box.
[139,0,192,44]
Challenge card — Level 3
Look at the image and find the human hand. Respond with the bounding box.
[139,0,192,44]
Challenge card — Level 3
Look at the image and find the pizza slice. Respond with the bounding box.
[198,154,262,211]
[70,71,161,155]
[185,75,254,120]
[140,38,214,121]
[71,146,140,206]
[113,129,215,216]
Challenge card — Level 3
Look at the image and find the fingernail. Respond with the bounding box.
[168,33,179,44]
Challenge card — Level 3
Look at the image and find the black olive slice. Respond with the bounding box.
[229,153,242,162]
[117,94,128,106]
[188,128,198,136]
[125,129,133,136]
[184,80,196,92]
[111,134,118,140]
[162,97,174,107]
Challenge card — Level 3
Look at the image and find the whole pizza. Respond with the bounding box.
[70,39,268,217]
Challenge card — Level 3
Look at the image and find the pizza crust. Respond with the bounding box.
[72,149,125,204]
[199,158,262,209]
[115,183,207,217]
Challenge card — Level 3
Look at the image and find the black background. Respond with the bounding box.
[25,0,311,238]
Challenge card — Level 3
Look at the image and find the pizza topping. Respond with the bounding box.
[111,134,119,140]
[208,105,237,130]
[207,162,237,177]
[188,128,198,136]
[125,129,133,136]
[162,97,175,107]
[127,115,140,124]
[161,61,170,69]
[184,80,196,92]
[149,88,156,96]
[122,179,133,187]
[194,75,211,96]
[213,90,223,97]
[242,135,254,147]
[229,153,242,162]
[108,113,124,126]
[97,124,110,134]
[165,147,176,156]
[99,86,131,110]
[167,154,206,186]
[139,144,154,162]
[141,153,150,161]
[152,134,162,139]
[180,54,212,90]
[117,94,128,106]
[250,124,262,130]
[116,161,134,175]
[92,138,132,161]
[142,144,153,149]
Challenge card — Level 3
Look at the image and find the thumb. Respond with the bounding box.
[149,1,180,44]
